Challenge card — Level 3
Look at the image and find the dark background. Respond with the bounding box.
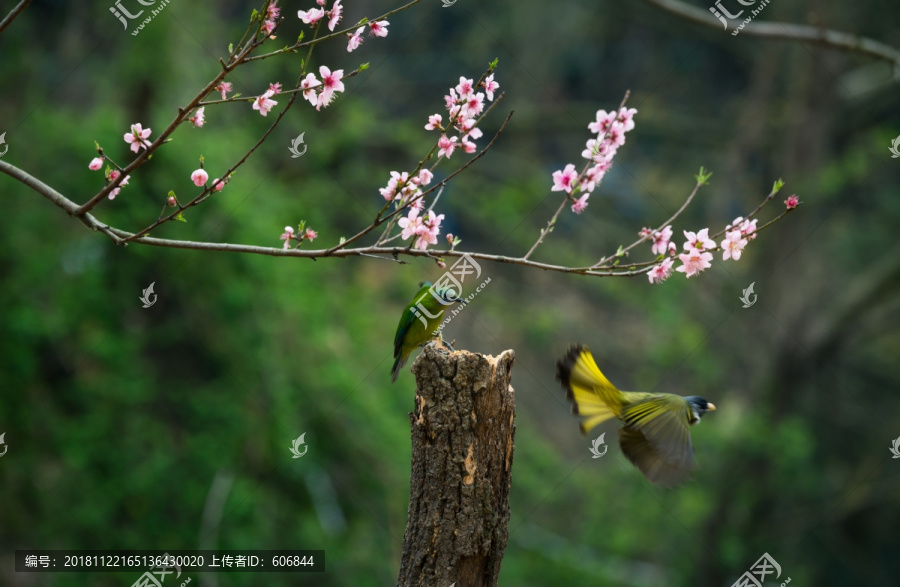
[1,0,899,585]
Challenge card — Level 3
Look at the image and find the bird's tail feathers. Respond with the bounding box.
[391,354,406,383]
[556,344,623,433]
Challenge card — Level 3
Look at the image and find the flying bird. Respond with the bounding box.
[391,281,462,382]
[557,345,716,487]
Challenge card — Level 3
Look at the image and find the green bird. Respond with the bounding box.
[556,344,716,487]
[391,281,462,383]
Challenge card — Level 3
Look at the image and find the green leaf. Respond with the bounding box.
[695,166,713,185]
[616,245,625,257]
[175,213,187,223]
[228,43,234,54]
[339,236,347,245]
[250,9,258,22]
[167,190,176,199]
[358,62,370,72]
[772,178,785,194]
[489,58,499,69]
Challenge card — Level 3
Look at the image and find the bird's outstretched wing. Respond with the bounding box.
[618,397,697,486]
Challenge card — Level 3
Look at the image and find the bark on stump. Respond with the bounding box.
[397,343,516,587]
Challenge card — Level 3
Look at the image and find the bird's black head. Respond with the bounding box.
[684,396,716,424]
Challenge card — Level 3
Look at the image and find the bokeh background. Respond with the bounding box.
[2,0,899,585]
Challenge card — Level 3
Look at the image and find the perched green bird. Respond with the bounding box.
[391,281,462,383]
[556,344,716,487]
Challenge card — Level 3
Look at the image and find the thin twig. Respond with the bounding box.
[0,0,32,35]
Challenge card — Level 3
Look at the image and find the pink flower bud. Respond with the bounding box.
[167,196,177,207]
[89,157,104,171]
[191,169,209,187]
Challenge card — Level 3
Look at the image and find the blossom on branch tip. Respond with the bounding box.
[676,247,713,278]
[191,169,209,187]
[785,194,800,209]
[266,1,280,19]
[648,258,674,284]
[89,157,104,170]
[369,20,389,37]
[253,90,278,116]
[588,110,617,135]
[124,123,152,153]
[303,228,318,241]
[425,114,442,131]
[551,164,578,194]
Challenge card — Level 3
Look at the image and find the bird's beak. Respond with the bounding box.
[707,403,716,411]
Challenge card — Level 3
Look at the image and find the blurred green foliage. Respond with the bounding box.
[1,0,899,585]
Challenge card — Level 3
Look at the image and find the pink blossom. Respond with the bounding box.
[262,19,276,36]
[347,26,365,52]
[267,1,281,19]
[108,188,121,200]
[215,82,233,100]
[721,229,748,261]
[379,171,409,201]
[212,178,225,191]
[461,139,477,153]
[268,82,282,94]
[605,121,626,148]
[675,247,713,278]
[551,164,578,194]
[107,172,128,200]
[571,194,590,214]
[651,225,673,256]
[89,157,104,171]
[740,218,758,239]
[425,113,443,131]
[462,92,485,118]
[417,169,434,185]
[191,169,209,187]
[252,90,278,116]
[303,228,318,241]
[785,194,799,209]
[327,0,342,30]
[455,77,474,96]
[482,74,499,101]
[124,123,152,153]
[682,228,715,251]
[369,19,389,37]
[579,163,606,193]
[298,8,325,24]
[437,134,458,159]
[415,212,444,250]
[280,226,295,249]
[167,196,177,207]
[316,66,344,110]
[618,107,637,132]
[398,208,424,240]
[188,107,205,127]
[301,74,321,106]
[648,258,674,284]
[588,109,617,135]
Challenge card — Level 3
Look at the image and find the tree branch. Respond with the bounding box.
[640,0,900,72]
[0,0,32,35]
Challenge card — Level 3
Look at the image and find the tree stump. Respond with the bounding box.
[397,343,516,587]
